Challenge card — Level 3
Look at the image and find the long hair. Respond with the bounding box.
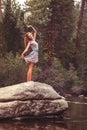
[24,33,33,48]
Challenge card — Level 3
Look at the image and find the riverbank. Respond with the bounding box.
[52,83,87,99]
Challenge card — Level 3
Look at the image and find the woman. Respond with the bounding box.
[21,25,38,81]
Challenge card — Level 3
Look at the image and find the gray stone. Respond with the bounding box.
[0,81,68,119]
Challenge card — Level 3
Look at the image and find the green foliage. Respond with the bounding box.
[3,0,22,53]
[0,52,27,87]
[0,23,7,56]
[36,57,81,91]
[64,63,81,90]
[25,0,51,25]
[54,0,75,63]
[56,43,78,68]
[77,44,87,89]
[0,0,26,59]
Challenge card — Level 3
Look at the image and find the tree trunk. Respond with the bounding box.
[46,1,57,65]
[75,0,86,48]
[0,0,2,22]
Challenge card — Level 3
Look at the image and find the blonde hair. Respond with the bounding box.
[24,32,33,48]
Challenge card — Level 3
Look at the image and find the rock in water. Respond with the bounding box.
[0,81,68,119]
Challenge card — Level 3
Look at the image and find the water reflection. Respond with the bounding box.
[0,120,67,130]
[0,119,87,130]
[66,97,87,120]
[66,121,87,130]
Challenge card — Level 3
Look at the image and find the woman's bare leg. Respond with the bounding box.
[27,62,34,81]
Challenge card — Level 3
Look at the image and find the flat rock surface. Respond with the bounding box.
[0,81,64,101]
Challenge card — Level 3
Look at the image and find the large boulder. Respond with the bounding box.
[0,81,68,119]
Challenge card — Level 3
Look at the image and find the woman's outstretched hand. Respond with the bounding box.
[21,53,24,59]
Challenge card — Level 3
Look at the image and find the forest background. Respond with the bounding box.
[0,0,87,96]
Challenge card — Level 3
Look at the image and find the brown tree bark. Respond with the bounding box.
[75,0,86,48]
[0,0,2,22]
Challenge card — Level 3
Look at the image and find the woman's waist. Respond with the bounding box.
[32,49,38,52]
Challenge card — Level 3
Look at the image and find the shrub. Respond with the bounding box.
[0,52,27,87]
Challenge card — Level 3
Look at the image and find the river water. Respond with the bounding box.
[0,97,87,130]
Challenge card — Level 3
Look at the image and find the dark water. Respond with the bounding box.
[0,98,87,130]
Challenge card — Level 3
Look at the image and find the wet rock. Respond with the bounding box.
[78,95,85,99]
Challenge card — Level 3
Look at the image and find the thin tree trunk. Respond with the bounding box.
[46,1,57,65]
[75,0,86,48]
[0,0,2,22]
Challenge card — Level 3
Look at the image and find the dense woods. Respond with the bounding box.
[0,0,87,96]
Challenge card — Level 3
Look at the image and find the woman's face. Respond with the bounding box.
[27,32,33,40]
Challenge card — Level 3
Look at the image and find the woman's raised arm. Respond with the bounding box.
[27,25,37,40]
